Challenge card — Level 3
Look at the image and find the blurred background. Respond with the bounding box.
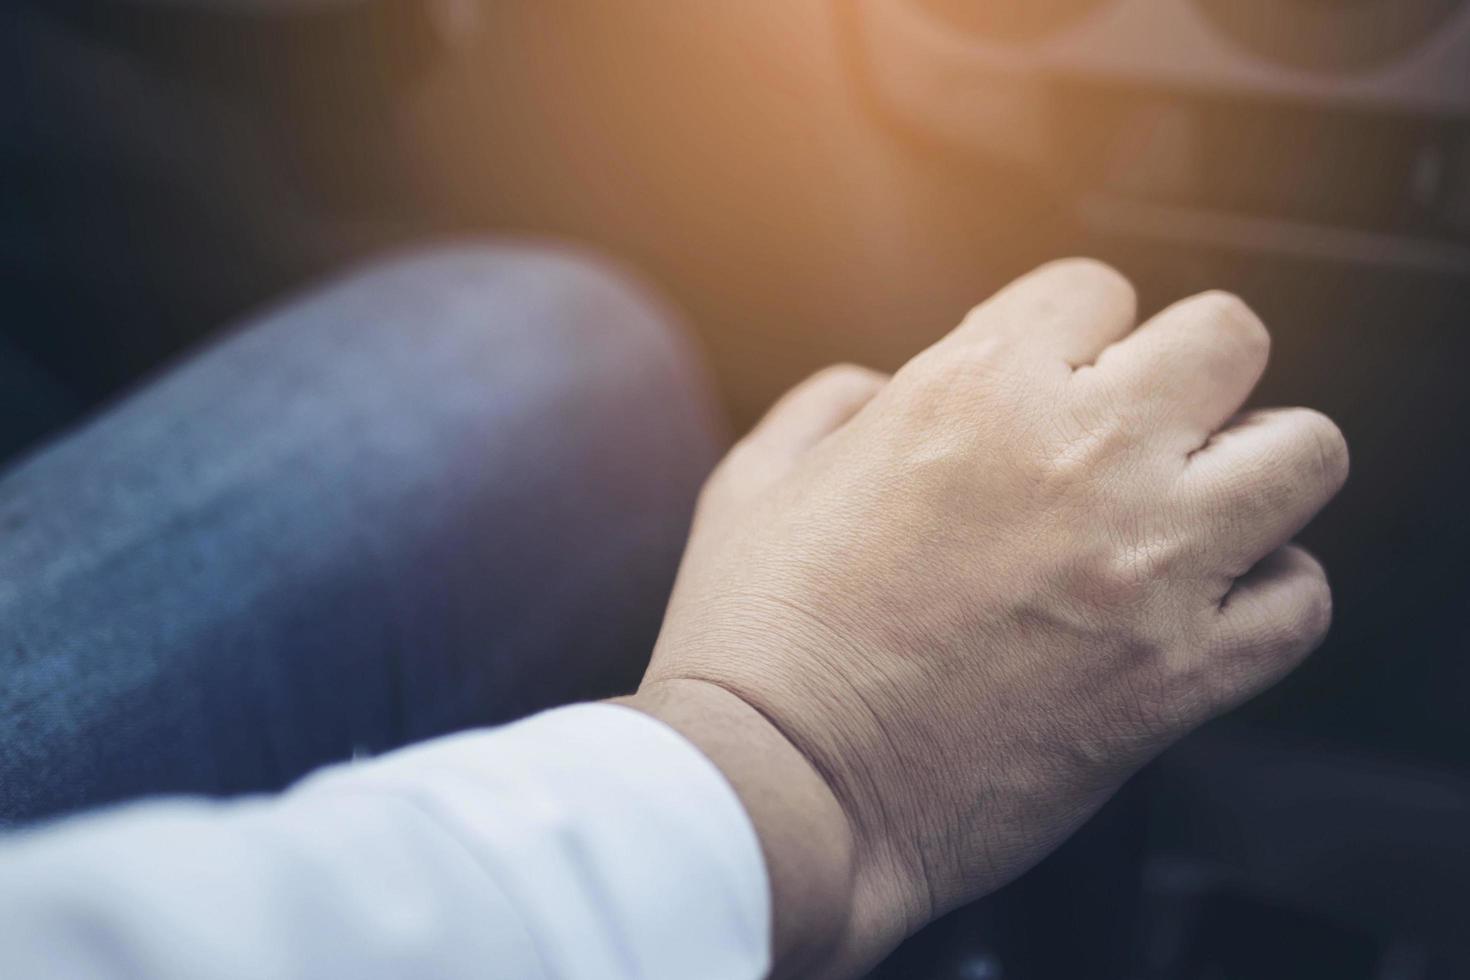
[5,2,1469,976]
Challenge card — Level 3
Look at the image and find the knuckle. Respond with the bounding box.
[1258,582,1332,664]
[798,362,887,416]
[1295,409,1351,494]
[1193,290,1271,363]
[1033,447,1091,490]
[1230,554,1333,663]
[1035,419,1126,490]
[812,362,881,392]
[1294,562,1335,649]
[1041,256,1137,301]
[1076,540,1168,609]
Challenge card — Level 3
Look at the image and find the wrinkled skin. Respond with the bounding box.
[628,260,1349,977]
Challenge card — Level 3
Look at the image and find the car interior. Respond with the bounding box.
[6,2,1469,977]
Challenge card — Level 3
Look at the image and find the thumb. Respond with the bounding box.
[703,364,888,509]
[744,363,888,464]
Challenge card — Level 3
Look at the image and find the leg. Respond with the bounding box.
[0,243,723,825]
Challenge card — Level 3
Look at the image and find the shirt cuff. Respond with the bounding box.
[301,703,773,979]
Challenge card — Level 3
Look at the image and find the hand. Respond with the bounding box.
[624,260,1348,977]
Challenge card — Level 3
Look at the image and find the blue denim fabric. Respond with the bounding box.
[0,243,723,826]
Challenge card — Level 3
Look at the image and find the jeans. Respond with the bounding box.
[0,243,723,826]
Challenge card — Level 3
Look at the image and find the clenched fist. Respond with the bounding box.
[622,260,1348,978]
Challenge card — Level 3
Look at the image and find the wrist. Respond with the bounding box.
[615,678,857,978]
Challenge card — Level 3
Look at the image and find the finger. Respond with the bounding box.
[744,363,888,462]
[1089,291,1270,447]
[938,258,1138,371]
[1206,545,1333,711]
[1181,407,1349,576]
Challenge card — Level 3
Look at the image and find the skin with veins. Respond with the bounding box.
[625,260,1348,978]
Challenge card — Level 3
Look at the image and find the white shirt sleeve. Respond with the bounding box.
[0,704,771,980]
